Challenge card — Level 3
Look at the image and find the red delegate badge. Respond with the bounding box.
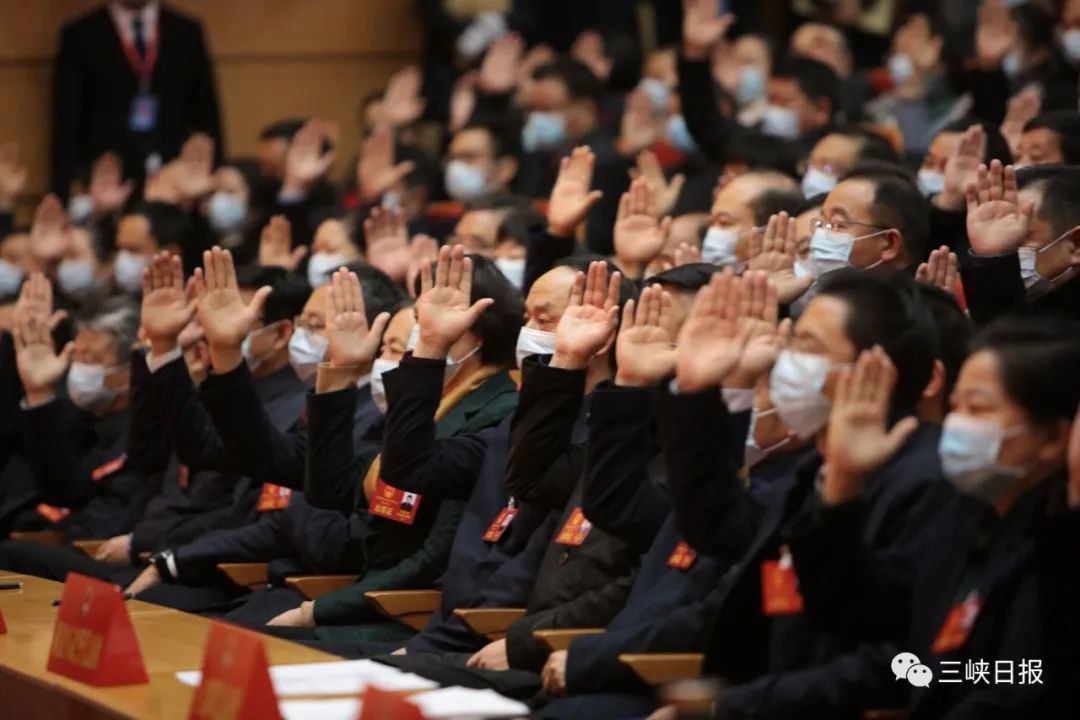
[36,503,71,524]
[187,621,283,720]
[368,479,422,525]
[667,541,698,571]
[931,591,982,654]
[47,572,148,686]
[256,484,293,512]
[482,503,518,543]
[761,547,804,616]
[91,454,126,482]
[555,507,593,546]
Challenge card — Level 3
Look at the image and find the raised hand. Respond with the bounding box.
[915,245,959,296]
[618,90,660,156]
[975,0,1017,68]
[675,269,754,392]
[30,194,72,263]
[936,124,985,212]
[357,125,415,203]
[379,66,426,127]
[449,73,478,133]
[171,133,215,200]
[284,119,338,192]
[673,241,701,268]
[194,247,272,373]
[725,271,789,388]
[615,284,677,386]
[414,244,493,359]
[259,215,307,270]
[682,0,735,60]
[746,212,813,304]
[614,177,671,275]
[479,33,524,94]
[0,142,28,209]
[14,272,65,330]
[893,14,942,77]
[552,261,621,370]
[1000,88,1040,159]
[141,252,197,354]
[822,347,919,504]
[13,306,73,403]
[547,146,603,237]
[634,150,685,218]
[406,234,439,299]
[965,160,1033,256]
[325,268,390,370]
[88,152,134,214]
[364,205,410,282]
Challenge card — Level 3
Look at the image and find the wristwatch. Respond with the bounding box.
[150,549,178,582]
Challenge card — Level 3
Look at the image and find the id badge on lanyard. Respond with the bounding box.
[117,17,159,132]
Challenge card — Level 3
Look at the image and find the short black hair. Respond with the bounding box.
[258,118,307,142]
[138,202,193,251]
[773,56,840,120]
[830,126,899,164]
[1032,167,1080,239]
[919,284,972,398]
[970,315,1080,424]
[816,269,938,413]
[533,59,603,102]
[497,203,546,248]
[796,194,827,215]
[235,265,312,325]
[938,118,1013,165]
[342,260,407,324]
[1022,111,1080,165]
[646,262,724,291]
[1010,2,1056,53]
[840,164,930,265]
[456,121,521,161]
[464,254,524,368]
[749,187,805,227]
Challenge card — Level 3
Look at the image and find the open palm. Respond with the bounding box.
[141,253,195,345]
[553,261,620,367]
[415,245,492,356]
[14,315,72,394]
[616,286,676,386]
[675,271,752,392]
[326,268,388,368]
[548,147,602,236]
[966,161,1030,256]
[196,247,267,349]
[614,177,669,265]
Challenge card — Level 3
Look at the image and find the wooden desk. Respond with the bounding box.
[0,574,340,719]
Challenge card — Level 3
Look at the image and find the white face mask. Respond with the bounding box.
[801,167,837,198]
[521,111,567,152]
[761,105,800,140]
[939,413,1027,504]
[444,160,490,201]
[445,343,480,383]
[701,226,744,269]
[494,257,526,290]
[306,252,349,289]
[888,53,915,84]
[1018,231,1078,299]
[638,77,671,114]
[744,407,791,468]
[67,195,95,225]
[665,114,698,153]
[515,326,557,368]
[916,169,945,198]
[57,260,98,300]
[370,357,399,414]
[241,321,281,372]
[809,226,886,278]
[67,361,118,413]
[769,349,833,438]
[0,260,24,297]
[1063,28,1080,64]
[207,192,247,234]
[1001,49,1023,78]
[288,327,328,382]
[114,250,149,295]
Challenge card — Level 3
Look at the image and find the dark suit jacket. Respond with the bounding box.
[792,475,1080,719]
[306,357,520,629]
[960,250,1080,328]
[51,4,222,194]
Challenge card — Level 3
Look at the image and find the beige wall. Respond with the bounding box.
[0,0,422,217]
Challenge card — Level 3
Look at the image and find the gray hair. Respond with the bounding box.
[79,297,140,360]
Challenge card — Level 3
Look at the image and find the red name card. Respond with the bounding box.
[188,621,282,720]
[0,607,6,634]
[368,478,422,525]
[359,685,425,720]
[47,572,148,686]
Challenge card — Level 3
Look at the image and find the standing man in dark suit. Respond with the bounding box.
[51,0,222,197]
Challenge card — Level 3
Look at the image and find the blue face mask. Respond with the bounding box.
[0,260,24,297]
[736,66,766,105]
[665,114,698,153]
[57,260,98,299]
[522,112,567,153]
[939,413,1027,504]
[638,77,671,114]
[207,192,247,234]
[444,160,489,201]
[1002,50,1023,78]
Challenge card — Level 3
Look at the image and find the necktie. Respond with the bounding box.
[132,16,147,60]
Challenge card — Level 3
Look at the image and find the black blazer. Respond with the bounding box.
[51,4,222,194]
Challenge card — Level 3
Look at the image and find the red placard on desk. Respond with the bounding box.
[47,572,148,686]
[188,621,282,720]
[0,607,6,634]
[359,685,426,720]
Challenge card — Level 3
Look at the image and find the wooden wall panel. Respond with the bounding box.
[0,0,422,208]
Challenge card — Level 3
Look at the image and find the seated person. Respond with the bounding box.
[793,316,1080,718]
[800,126,899,198]
[443,123,520,203]
[1015,111,1080,167]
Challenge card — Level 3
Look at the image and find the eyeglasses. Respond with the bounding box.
[293,316,325,333]
[811,216,890,234]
